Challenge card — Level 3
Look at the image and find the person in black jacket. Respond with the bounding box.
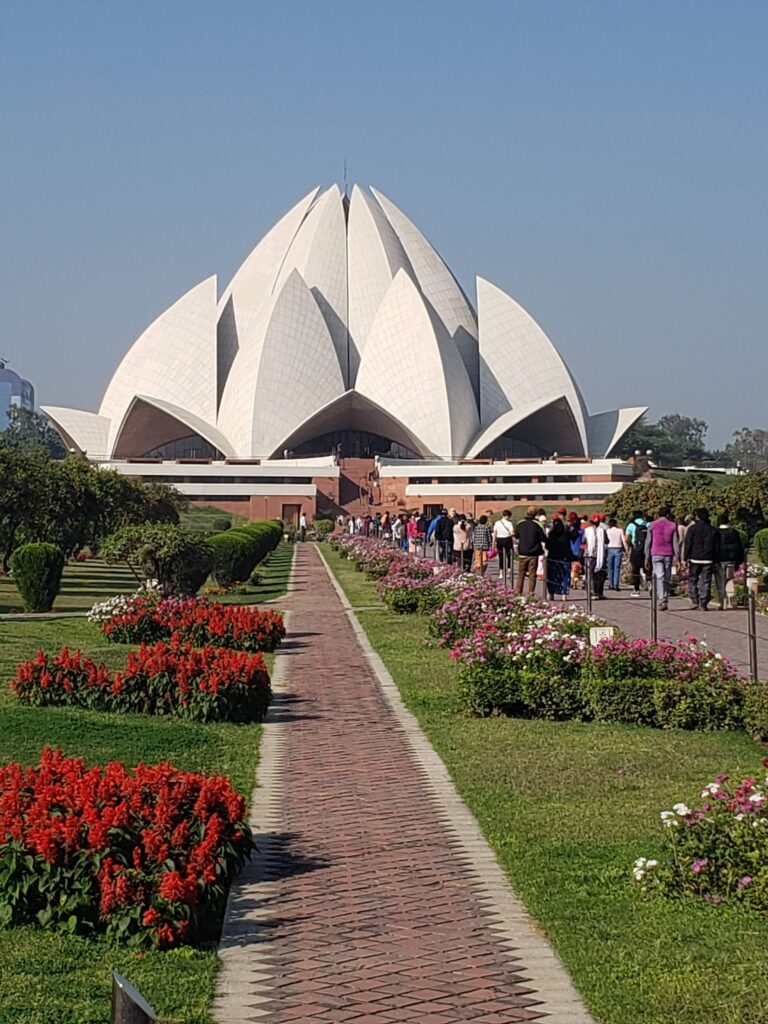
[514,505,545,597]
[434,509,455,565]
[683,507,720,610]
[714,513,745,611]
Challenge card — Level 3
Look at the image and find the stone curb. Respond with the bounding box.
[316,544,597,1024]
[212,550,297,1023]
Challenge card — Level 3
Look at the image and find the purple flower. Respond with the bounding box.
[691,858,709,874]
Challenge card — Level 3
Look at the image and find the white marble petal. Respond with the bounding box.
[99,276,218,457]
[371,187,479,396]
[587,407,647,457]
[41,407,111,459]
[250,269,345,456]
[356,270,479,458]
[477,276,588,453]
[347,185,414,376]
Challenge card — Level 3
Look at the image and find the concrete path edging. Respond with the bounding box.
[315,544,596,1024]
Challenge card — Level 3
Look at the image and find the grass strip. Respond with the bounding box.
[326,547,768,1024]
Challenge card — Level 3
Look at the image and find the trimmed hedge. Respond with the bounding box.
[9,543,65,612]
[754,528,768,568]
[457,660,748,732]
[208,519,282,587]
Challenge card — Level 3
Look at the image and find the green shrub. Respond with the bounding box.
[9,543,65,612]
[518,671,585,721]
[211,516,232,533]
[101,524,213,598]
[457,662,525,717]
[743,681,768,742]
[314,518,334,541]
[754,528,768,567]
[208,531,253,586]
[652,677,744,731]
[581,676,658,726]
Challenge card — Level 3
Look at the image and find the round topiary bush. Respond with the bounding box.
[313,518,334,541]
[208,531,253,586]
[9,543,66,612]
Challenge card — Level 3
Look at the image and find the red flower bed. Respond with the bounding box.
[11,639,271,723]
[98,596,286,653]
[0,748,253,947]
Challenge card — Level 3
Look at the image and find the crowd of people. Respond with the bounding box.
[334,504,746,610]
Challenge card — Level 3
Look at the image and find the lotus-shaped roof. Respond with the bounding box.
[44,185,644,461]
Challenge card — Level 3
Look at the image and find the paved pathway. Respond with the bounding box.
[522,579,767,677]
[214,544,593,1024]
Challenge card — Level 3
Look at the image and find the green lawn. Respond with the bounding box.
[0,618,265,1023]
[0,560,139,614]
[0,541,293,616]
[326,547,768,1024]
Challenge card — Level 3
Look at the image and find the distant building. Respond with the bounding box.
[0,360,35,431]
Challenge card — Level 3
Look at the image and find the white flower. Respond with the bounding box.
[700,783,720,797]
[673,803,691,816]
[646,859,659,868]
[660,810,678,827]
[735,813,745,822]
[749,792,764,804]
[634,857,647,867]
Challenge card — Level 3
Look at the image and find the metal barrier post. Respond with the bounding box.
[112,974,156,1024]
[650,580,658,642]
[585,561,593,614]
[748,588,759,683]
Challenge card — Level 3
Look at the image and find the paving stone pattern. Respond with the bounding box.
[214,545,592,1023]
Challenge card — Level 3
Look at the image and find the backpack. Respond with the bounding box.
[632,523,648,557]
[416,516,429,534]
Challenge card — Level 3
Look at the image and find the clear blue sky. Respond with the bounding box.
[1,0,766,448]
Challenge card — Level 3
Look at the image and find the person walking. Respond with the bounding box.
[492,509,515,581]
[544,517,572,601]
[392,513,404,549]
[605,518,628,591]
[714,513,745,610]
[683,507,720,610]
[299,511,307,542]
[584,514,608,599]
[472,515,493,576]
[435,509,455,564]
[453,517,473,572]
[514,506,544,597]
[645,506,680,610]
[624,512,649,597]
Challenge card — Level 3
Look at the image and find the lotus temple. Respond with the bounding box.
[43,185,645,520]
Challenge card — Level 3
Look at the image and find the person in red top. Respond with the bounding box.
[645,506,680,610]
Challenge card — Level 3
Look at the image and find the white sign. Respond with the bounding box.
[589,626,616,647]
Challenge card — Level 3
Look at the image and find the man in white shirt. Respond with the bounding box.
[299,512,307,542]
[492,510,515,580]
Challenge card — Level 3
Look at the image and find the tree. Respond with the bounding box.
[616,416,685,465]
[724,428,768,474]
[101,524,213,597]
[1,407,66,458]
[0,443,48,570]
[656,414,708,463]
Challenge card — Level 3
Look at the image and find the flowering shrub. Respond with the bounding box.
[91,595,285,653]
[632,760,768,913]
[377,558,463,614]
[11,640,271,723]
[335,536,406,578]
[0,748,253,946]
[585,635,740,685]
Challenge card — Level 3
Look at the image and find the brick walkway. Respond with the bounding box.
[214,545,592,1024]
